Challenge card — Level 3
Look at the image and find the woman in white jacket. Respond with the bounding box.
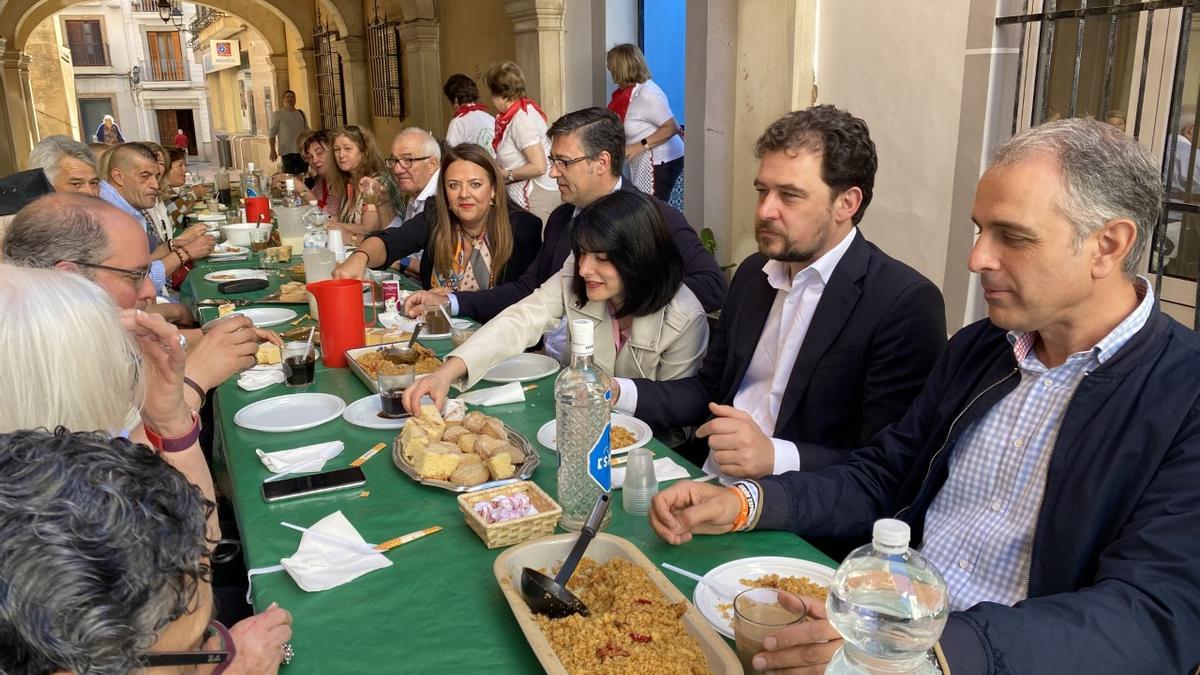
[405,189,709,411]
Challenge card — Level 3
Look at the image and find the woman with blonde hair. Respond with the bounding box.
[606,43,685,202]
[333,142,541,291]
[325,125,402,245]
[484,61,562,224]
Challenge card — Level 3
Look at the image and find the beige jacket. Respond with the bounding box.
[451,257,709,389]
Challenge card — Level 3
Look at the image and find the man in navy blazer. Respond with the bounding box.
[611,106,946,475]
[402,107,726,322]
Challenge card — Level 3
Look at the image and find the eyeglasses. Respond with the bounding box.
[385,155,432,170]
[548,154,594,170]
[59,260,151,288]
[138,619,233,673]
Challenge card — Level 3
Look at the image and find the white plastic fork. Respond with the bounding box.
[660,562,742,599]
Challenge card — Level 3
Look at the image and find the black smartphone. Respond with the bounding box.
[261,467,367,503]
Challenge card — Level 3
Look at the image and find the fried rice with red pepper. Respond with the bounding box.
[532,558,710,674]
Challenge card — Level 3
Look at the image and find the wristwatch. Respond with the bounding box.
[144,410,201,453]
[640,138,649,147]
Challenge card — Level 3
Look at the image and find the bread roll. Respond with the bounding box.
[443,425,470,443]
[463,411,489,433]
[450,462,489,487]
[474,435,508,459]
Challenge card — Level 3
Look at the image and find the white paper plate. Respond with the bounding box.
[693,557,836,639]
[536,413,651,454]
[376,314,473,340]
[342,394,410,430]
[233,393,346,433]
[210,244,249,256]
[234,307,297,328]
[204,268,267,282]
[482,353,561,383]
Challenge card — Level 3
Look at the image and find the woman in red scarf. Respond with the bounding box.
[443,73,496,150]
[484,61,562,225]
[607,44,685,203]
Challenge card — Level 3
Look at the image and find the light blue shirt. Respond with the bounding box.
[100,181,167,296]
[921,277,1154,611]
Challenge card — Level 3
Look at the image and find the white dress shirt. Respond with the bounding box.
[615,227,858,481]
[388,169,440,228]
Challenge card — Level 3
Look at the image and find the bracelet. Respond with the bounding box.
[182,376,207,408]
[177,247,192,266]
[728,486,749,531]
[143,410,201,454]
[640,138,649,147]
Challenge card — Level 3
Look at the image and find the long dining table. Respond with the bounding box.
[185,253,837,673]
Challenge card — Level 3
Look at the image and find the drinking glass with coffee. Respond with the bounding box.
[282,341,317,389]
[378,369,414,418]
[733,588,806,675]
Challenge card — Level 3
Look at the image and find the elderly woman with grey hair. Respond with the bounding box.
[26,135,101,196]
[0,429,294,675]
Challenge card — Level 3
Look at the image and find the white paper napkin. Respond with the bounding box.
[279,511,392,592]
[256,441,344,475]
[442,398,466,422]
[377,312,418,331]
[458,381,525,407]
[612,456,690,490]
[238,364,285,391]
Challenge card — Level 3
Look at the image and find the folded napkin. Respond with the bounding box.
[612,456,690,490]
[458,381,525,407]
[238,364,285,391]
[256,441,344,475]
[377,312,418,331]
[279,511,392,592]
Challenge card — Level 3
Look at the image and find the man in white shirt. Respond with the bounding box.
[268,90,309,175]
[366,127,441,229]
[612,106,946,478]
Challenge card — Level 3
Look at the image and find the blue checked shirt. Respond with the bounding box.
[100,181,167,296]
[921,278,1154,611]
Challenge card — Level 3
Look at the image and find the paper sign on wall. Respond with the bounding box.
[210,40,240,68]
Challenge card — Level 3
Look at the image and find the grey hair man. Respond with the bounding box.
[27,135,100,196]
[4,193,278,408]
[650,118,1200,673]
[0,428,293,674]
[378,126,443,226]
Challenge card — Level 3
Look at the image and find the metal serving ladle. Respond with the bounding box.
[520,492,611,618]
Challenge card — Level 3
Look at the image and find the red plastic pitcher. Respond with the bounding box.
[306,279,378,367]
[245,196,272,225]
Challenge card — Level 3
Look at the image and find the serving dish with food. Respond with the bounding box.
[494,533,740,674]
[392,404,538,492]
[346,342,442,394]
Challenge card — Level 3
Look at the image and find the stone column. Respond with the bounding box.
[293,47,319,123]
[0,42,35,171]
[504,0,566,121]
[396,19,441,132]
[335,35,372,126]
[267,52,290,105]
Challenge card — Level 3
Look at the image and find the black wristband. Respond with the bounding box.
[183,376,207,408]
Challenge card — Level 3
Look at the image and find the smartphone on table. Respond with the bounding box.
[261,467,367,502]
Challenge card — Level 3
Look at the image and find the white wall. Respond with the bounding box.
[815,0,973,290]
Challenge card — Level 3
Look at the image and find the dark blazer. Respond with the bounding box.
[454,181,727,322]
[756,306,1200,674]
[633,233,947,469]
[367,203,542,290]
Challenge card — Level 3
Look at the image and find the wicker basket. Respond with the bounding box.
[457,481,562,549]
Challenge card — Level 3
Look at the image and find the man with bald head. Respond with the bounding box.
[4,192,277,409]
[100,142,213,292]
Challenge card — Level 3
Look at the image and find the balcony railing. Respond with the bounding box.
[131,0,160,13]
[67,41,110,67]
[188,6,224,47]
[138,58,188,82]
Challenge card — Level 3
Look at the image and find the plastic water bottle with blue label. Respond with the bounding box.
[554,319,612,531]
[826,519,950,675]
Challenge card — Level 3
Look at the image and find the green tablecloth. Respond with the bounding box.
[186,258,836,674]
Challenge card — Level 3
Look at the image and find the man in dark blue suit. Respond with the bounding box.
[611,105,946,476]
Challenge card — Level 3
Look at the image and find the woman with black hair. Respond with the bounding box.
[404,189,709,410]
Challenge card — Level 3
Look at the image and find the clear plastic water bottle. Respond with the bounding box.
[826,519,950,675]
[284,178,305,208]
[244,162,260,197]
[554,319,612,532]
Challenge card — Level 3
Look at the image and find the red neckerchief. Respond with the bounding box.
[608,85,635,122]
[453,103,490,119]
[492,98,547,152]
